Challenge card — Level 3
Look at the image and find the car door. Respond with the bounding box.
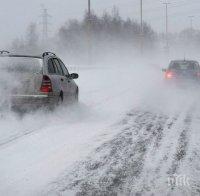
[58,59,77,96]
[52,58,71,101]
[47,58,61,97]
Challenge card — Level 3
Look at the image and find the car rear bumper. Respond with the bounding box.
[10,94,57,111]
[164,78,200,88]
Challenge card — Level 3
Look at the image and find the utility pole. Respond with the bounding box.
[163,2,170,55]
[189,16,194,30]
[87,0,91,64]
[140,0,143,55]
[140,0,143,33]
[88,0,91,17]
[40,6,51,42]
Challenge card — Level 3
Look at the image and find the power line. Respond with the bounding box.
[134,0,200,15]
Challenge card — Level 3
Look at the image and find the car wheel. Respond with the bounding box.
[57,92,64,106]
[74,89,79,103]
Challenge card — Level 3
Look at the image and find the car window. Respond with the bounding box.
[53,58,64,76]
[58,59,69,76]
[194,63,200,70]
[48,59,56,74]
[0,57,43,74]
[170,61,198,70]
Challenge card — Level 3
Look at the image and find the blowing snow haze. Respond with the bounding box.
[1,1,200,196]
[1,0,200,47]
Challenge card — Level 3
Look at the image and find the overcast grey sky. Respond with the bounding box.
[1,0,200,47]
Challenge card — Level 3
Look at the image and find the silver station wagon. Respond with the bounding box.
[0,51,79,111]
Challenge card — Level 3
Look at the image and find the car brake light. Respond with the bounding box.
[165,71,174,79]
[197,72,200,77]
[40,75,52,93]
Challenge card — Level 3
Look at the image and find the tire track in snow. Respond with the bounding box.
[168,116,192,175]
[130,105,196,195]
[0,128,38,148]
[126,114,180,195]
[172,105,200,196]
[0,113,47,148]
[168,107,194,177]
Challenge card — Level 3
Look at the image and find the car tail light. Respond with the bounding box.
[40,75,52,93]
[165,70,174,79]
[197,72,200,77]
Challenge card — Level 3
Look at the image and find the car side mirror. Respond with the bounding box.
[68,73,79,79]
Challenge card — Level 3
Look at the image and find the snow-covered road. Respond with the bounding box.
[53,105,200,196]
[0,63,200,196]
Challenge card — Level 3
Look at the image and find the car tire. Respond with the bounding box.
[74,89,79,103]
[57,92,64,106]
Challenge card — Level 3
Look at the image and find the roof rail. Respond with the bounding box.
[0,50,10,55]
[42,52,56,57]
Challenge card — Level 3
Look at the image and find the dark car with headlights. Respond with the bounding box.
[163,60,200,84]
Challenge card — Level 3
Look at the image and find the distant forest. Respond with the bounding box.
[10,7,200,63]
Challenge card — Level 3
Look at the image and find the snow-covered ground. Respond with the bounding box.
[0,62,200,196]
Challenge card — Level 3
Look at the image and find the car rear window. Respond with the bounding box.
[170,61,198,70]
[0,57,43,74]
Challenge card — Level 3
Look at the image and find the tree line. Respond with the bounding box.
[10,8,157,63]
[10,7,200,63]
